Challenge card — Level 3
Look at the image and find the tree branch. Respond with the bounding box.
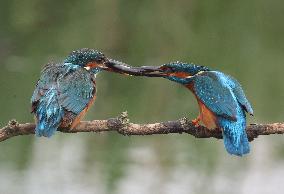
[0,112,283,142]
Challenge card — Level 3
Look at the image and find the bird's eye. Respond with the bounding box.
[97,59,102,62]
[96,58,105,63]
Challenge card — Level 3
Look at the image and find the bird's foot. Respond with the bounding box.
[191,117,200,127]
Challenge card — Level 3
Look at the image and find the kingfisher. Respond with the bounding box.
[110,61,254,156]
[31,48,124,137]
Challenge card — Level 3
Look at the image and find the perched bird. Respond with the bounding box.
[31,48,124,137]
[111,62,254,156]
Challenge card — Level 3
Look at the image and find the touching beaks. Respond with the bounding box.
[104,61,167,77]
[138,66,167,77]
[85,58,167,77]
[105,59,145,76]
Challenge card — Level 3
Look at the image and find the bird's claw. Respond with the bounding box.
[191,118,200,127]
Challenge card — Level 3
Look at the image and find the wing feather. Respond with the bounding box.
[193,72,237,121]
[31,63,95,137]
[57,67,95,114]
[225,75,253,115]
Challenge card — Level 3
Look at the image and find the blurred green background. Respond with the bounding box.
[0,0,284,193]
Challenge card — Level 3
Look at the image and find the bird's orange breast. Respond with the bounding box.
[196,99,217,129]
[185,83,217,129]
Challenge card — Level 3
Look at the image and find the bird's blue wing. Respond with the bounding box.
[31,63,62,108]
[31,64,95,137]
[31,63,65,137]
[58,67,95,115]
[35,87,64,137]
[193,72,237,121]
[225,75,254,115]
[193,71,251,156]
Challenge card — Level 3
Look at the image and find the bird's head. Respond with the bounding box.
[64,48,144,75]
[64,48,111,73]
[139,62,211,84]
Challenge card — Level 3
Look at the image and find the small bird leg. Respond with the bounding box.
[191,115,201,127]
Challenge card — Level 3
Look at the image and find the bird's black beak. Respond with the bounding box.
[105,59,146,76]
[138,66,167,77]
[104,59,166,77]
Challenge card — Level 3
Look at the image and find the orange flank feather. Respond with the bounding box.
[196,99,217,129]
[185,83,217,130]
[70,95,96,129]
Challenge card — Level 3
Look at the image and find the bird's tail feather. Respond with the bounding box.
[35,88,64,137]
[222,127,250,156]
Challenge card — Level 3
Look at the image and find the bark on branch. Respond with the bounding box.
[0,112,283,142]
